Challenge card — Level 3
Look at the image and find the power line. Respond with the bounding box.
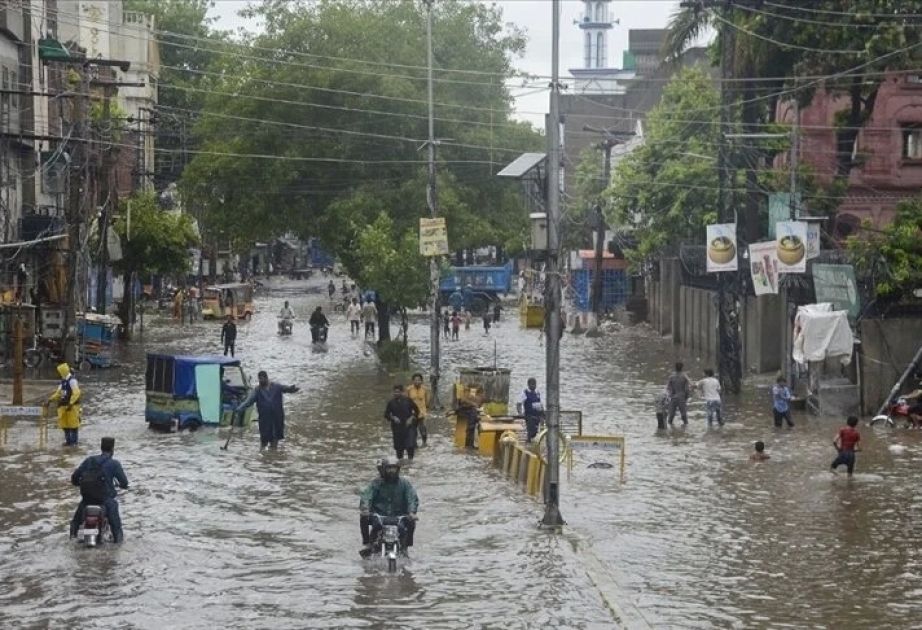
[763,1,922,20]
[709,9,867,55]
[731,1,922,29]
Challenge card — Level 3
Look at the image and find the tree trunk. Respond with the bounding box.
[742,80,762,244]
[377,298,391,342]
[118,271,133,340]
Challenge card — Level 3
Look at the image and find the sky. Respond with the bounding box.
[208,0,684,127]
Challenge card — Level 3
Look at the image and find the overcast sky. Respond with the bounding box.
[208,1,685,126]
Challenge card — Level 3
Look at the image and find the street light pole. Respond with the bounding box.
[424,0,441,408]
[542,0,564,530]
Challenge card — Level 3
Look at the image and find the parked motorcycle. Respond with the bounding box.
[278,318,293,336]
[76,505,110,547]
[871,397,921,428]
[370,513,410,572]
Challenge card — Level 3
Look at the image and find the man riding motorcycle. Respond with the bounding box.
[278,301,294,334]
[309,306,330,343]
[359,457,419,558]
[70,436,129,543]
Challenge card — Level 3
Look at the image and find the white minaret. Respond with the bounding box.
[580,0,614,69]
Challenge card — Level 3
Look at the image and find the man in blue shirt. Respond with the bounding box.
[70,437,129,543]
[772,376,795,428]
[236,370,299,449]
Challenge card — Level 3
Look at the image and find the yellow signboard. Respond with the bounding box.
[419,217,449,256]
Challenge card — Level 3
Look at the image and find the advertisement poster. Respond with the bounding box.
[774,220,807,273]
[419,217,449,256]
[812,264,860,318]
[748,242,780,296]
[806,222,821,259]
[706,223,738,273]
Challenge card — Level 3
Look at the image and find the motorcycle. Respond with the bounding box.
[76,504,110,547]
[370,513,410,572]
[310,325,328,344]
[278,317,293,336]
[871,397,922,428]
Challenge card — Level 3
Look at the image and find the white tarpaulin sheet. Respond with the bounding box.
[792,303,854,365]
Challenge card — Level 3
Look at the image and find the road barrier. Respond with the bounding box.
[0,405,49,446]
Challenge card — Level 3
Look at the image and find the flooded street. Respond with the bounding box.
[2,279,922,628]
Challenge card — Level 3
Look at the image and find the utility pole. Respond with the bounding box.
[12,313,23,405]
[96,86,114,314]
[424,0,441,409]
[61,63,90,364]
[542,0,564,530]
[789,100,799,220]
[715,1,742,394]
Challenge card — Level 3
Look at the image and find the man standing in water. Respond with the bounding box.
[516,377,545,443]
[221,315,237,357]
[235,371,299,450]
[407,373,431,446]
[384,384,420,460]
[666,362,691,426]
[346,297,362,336]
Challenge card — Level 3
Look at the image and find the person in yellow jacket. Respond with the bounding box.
[49,362,81,446]
[407,373,431,446]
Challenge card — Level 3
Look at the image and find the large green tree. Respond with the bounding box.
[604,68,720,263]
[179,0,540,268]
[848,198,922,300]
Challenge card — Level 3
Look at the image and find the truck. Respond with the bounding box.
[439,261,514,314]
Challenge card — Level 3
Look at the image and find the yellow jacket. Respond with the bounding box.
[49,363,81,429]
[407,384,430,419]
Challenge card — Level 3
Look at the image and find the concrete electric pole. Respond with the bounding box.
[424,0,441,409]
[542,0,565,531]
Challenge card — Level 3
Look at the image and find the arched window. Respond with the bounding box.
[596,33,604,67]
[585,32,592,68]
[595,2,605,22]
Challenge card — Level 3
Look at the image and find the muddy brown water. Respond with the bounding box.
[1,278,920,629]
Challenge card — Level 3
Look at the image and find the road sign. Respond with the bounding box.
[419,217,448,256]
[0,406,44,416]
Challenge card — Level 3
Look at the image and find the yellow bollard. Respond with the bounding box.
[526,452,541,495]
[518,449,532,485]
[509,445,521,479]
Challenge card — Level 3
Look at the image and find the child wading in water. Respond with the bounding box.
[750,441,770,462]
[831,415,861,477]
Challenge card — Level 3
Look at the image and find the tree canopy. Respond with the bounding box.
[848,198,922,300]
[178,0,541,267]
[113,192,200,277]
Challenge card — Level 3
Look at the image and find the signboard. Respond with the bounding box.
[566,435,626,484]
[748,241,780,296]
[706,223,738,273]
[768,192,801,239]
[775,220,807,273]
[806,222,821,260]
[0,406,44,417]
[812,264,860,318]
[419,217,449,256]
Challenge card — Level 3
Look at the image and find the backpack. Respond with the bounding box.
[80,457,109,503]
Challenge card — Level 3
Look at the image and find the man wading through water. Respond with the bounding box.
[235,370,299,449]
[384,384,420,460]
[406,373,431,446]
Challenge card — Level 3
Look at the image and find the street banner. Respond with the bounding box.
[748,241,779,296]
[775,220,807,273]
[419,217,448,257]
[806,222,821,259]
[812,264,860,318]
[706,223,738,273]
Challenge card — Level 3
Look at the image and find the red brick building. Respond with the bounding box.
[777,72,922,237]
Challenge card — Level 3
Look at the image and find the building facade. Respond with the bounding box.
[777,74,922,237]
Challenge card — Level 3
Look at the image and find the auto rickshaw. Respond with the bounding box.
[201,283,255,320]
[144,353,255,432]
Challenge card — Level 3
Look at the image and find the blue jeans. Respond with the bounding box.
[71,498,123,542]
[705,400,723,425]
[63,428,79,445]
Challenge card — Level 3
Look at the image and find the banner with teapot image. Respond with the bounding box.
[774,220,807,273]
[706,223,738,273]
[748,241,780,295]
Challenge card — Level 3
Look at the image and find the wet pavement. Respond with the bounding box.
[2,277,922,629]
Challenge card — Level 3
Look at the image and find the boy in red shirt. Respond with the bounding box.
[831,415,861,477]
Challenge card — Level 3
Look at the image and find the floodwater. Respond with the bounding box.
[1,277,920,629]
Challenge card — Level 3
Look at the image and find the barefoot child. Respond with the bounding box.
[750,440,770,462]
[831,415,861,477]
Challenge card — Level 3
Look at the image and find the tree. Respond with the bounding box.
[354,212,429,343]
[848,198,922,300]
[604,68,720,263]
[179,0,540,265]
